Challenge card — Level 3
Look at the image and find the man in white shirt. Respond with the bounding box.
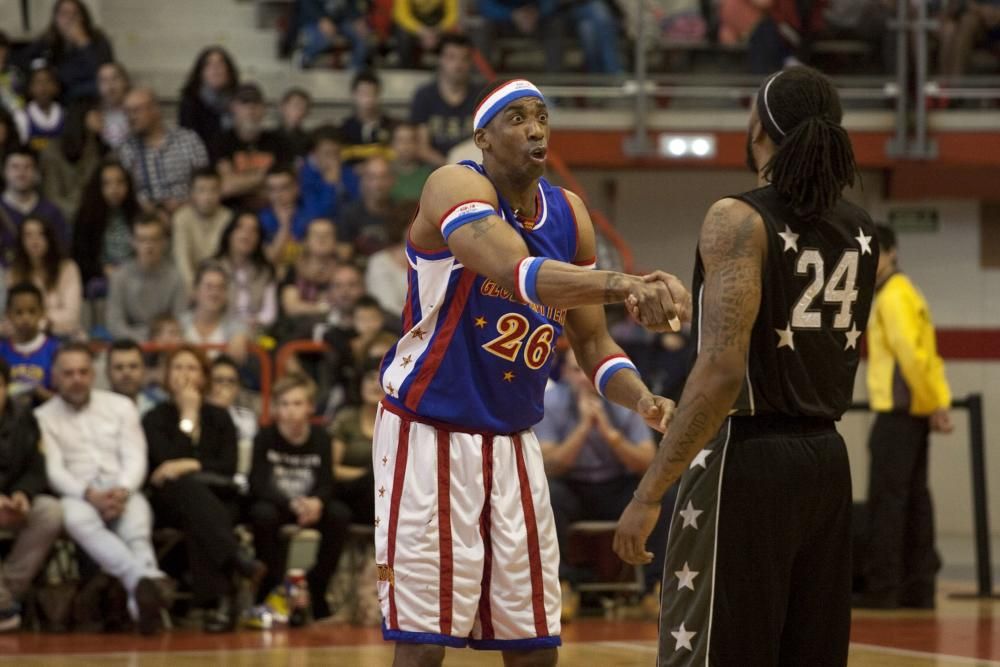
[35,343,168,635]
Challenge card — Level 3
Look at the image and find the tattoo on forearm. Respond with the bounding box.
[664,392,716,465]
[604,272,627,303]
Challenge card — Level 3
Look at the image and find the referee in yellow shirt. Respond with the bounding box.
[857,224,953,610]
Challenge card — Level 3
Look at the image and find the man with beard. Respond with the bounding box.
[614,66,879,667]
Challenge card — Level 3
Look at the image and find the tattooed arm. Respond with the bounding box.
[410,165,685,319]
[614,198,765,564]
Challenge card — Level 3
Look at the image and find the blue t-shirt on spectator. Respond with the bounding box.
[259,199,328,242]
[298,158,360,224]
[534,381,651,484]
[0,335,59,400]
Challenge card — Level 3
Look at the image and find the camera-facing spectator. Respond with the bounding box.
[178,46,239,151]
[392,0,458,67]
[298,125,360,224]
[20,0,114,102]
[40,96,105,220]
[0,283,59,408]
[8,216,83,338]
[172,169,232,291]
[118,87,209,215]
[207,354,258,475]
[276,87,313,162]
[105,338,161,416]
[36,342,169,636]
[0,358,63,633]
[1,148,69,255]
[24,66,65,155]
[214,211,279,335]
[142,345,265,633]
[214,83,291,210]
[340,70,395,166]
[71,159,138,288]
[408,33,476,166]
[180,262,250,364]
[261,165,325,270]
[106,216,187,341]
[96,62,130,149]
[338,155,394,257]
[388,122,432,202]
[248,373,350,621]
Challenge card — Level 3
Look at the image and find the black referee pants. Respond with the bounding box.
[863,412,940,606]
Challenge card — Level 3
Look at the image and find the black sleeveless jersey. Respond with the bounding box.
[690,185,879,420]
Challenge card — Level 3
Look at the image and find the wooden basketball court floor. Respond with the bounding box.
[2,586,999,667]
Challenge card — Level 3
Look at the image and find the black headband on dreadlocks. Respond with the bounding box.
[756,66,858,219]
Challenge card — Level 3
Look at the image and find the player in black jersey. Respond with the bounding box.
[614,66,878,666]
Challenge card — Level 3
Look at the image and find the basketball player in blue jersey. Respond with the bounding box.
[373,78,691,667]
[615,66,877,666]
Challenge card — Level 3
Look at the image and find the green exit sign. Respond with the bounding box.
[888,208,939,233]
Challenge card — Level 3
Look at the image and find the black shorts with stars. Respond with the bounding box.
[657,415,851,667]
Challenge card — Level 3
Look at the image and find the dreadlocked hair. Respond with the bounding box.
[761,66,858,219]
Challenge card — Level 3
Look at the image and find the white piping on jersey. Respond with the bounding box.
[460,161,549,232]
[704,418,732,666]
[382,254,457,397]
[745,355,755,416]
[696,285,704,355]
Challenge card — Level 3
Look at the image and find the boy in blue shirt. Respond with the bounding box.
[0,283,58,407]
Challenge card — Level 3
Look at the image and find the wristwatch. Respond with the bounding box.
[179,418,195,435]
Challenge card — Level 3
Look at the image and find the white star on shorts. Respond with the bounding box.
[675,562,700,592]
[671,622,697,651]
[679,500,703,530]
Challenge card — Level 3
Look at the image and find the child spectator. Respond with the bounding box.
[276,87,313,162]
[248,373,350,621]
[388,122,432,202]
[392,0,457,67]
[8,216,83,338]
[298,125,360,223]
[24,67,65,155]
[71,159,139,289]
[0,283,59,407]
[172,169,232,291]
[339,70,394,165]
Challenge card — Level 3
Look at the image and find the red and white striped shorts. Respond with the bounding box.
[373,401,562,650]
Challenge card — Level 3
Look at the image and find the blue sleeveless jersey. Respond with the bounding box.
[379,161,592,433]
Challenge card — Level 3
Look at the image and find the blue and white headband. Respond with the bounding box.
[473,79,546,132]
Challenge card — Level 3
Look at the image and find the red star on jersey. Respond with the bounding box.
[503,371,516,382]
[382,456,388,466]
[386,382,397,396]
[410,328,427,340]
[374,517,381,527]
[400,355,413,368]
[378,486,386,498]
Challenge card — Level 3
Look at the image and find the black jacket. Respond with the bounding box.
[0,405,48,498]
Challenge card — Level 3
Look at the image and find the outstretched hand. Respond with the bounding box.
[626,271,692,332]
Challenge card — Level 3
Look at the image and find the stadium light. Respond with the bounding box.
[658,134,717,159]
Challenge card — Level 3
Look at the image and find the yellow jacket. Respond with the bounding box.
[867,273,951,416]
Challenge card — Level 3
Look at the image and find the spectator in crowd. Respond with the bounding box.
[327,262,365,328]
[277,218,342,339]
[719,0,827,73]
[388,122,432,201]
[214,83,290,209]
[23,66,65,155]
[393,0,457,67]
[939,0,1000,80]
[298,125,360,223]
[118,87,209,215]
[328,359,380,526]
[96,62,130,149]
[340,70,394,165]
[536,350,673,619]
[207,354,258,475]
[180,261,250,364]
[20,0,114,101]
[0,32,25,126]
[261,165,322,269]
[409,33,476,165]
[276,87,313,162]
[338,155,394,256]
[857,225,953,610]
[364,202,410,314]
[1,148,69,252]
[36,343,169,635]
[106,216,187,341]
[0,358,63,633]
[105,338,161,416]
[145,314,182,404]
[475,0,563,72]
[40,96,105,219]
[71,159,138,289]
[142,345,265,632]
[178,47,239,151]
[8,216,82,338]
[213,212,279,335]
[297,0,373,70]
[172,168,232,291]
[248,373,350,621]
[0,284,58,407]
[320,294,392,408]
